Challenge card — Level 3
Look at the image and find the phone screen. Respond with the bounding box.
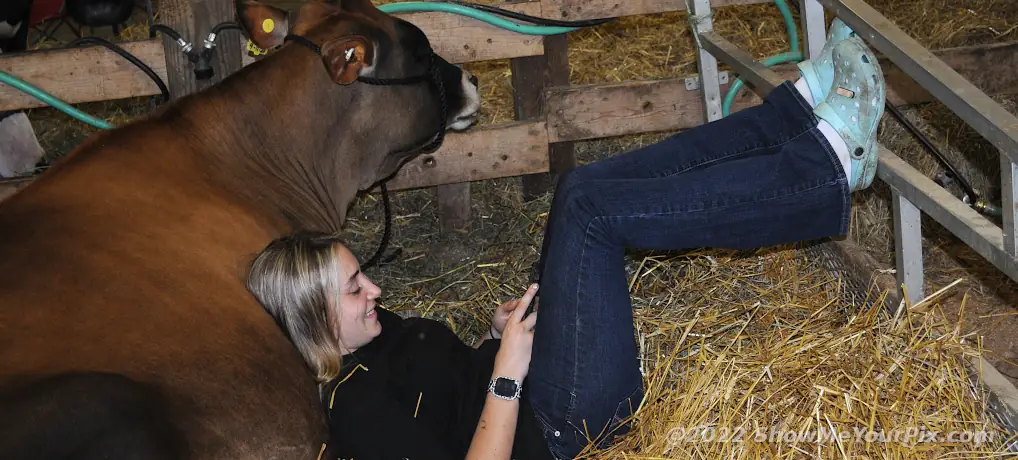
[523,293,538,318]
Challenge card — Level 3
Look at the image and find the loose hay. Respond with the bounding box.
[340,183,1018,458]
[574,250,1017,458]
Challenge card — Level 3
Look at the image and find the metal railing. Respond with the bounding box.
[692,0,1018,305]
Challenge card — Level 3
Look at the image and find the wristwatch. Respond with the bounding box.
[487,376,522,401]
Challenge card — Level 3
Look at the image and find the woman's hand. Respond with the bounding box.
[490,283,540,338]
[492,284,539,382]
[489,301,514,340]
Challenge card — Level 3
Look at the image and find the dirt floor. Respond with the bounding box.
[13,0,1018,429]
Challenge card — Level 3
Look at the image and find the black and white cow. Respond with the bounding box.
[0,0,45,178]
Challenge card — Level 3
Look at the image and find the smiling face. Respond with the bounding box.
[329,244,382,354]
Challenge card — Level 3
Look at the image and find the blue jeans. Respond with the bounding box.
[525,81,851,458]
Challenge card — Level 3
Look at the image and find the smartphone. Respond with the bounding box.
[523,293,538,318]
[524,263,541,318]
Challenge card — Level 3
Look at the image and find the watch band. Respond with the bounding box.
[487,376,522,400]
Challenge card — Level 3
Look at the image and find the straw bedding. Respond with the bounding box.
[17,0,1018,457]
[339,178,1018,457]
[577,253,1016,458]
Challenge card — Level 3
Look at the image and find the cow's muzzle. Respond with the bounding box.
[449,70,480,132]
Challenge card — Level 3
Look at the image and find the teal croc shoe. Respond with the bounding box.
[813,36,886,192]
[797,18,857,106]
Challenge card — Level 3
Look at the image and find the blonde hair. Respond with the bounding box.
[246,231,348,385]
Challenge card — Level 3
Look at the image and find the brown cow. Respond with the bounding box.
[0,0,480,458]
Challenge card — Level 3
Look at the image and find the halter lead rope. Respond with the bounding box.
[283,34,450,270]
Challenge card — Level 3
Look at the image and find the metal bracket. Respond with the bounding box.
[684,71,729,91]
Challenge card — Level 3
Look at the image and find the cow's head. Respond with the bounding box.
[236,0,480,189]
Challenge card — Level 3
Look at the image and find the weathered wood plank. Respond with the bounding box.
[3,41,1014,200]
[401,2,545,65]
[880,41,1018,109]
[547,41,1018,143]
[158,0,245,98]
[437,183,471,232]
[511,33,574,200]
[386,121,549,192]
[0,40,168,112]
[546,76,738,143]
[0,121,550,203]
[539,0,770,21]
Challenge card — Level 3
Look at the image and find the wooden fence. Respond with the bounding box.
[1,0,1017,230]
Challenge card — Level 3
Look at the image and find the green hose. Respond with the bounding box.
[0,71,115,130]
[720,0,802,117]
[377,2,581,35]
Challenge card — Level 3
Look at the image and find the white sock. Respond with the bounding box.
[817,119,852,179]
[794,77,816,107]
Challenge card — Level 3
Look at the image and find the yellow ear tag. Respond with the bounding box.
[262,18,275,33]
[247,39,269,56]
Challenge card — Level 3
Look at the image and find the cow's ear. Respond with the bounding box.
[321,36,374,85]
[236,0,290,50]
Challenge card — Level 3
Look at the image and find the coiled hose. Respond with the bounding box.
[720,0,801,117]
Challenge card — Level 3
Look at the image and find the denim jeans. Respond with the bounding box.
[525,81,851,459]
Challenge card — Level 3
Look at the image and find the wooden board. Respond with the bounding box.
[546,41,1018,143]
[880,41,1018,108]
[1,2,544,113]
[386,121,549,192]
[159,0,244,99]
[539,0,770,21]
[3,41,1014,200]
[0,40,168,112]
[437,183,472,232]
[546,77,736,143]
[399,2,545,65]
[0,122,550,203]
[510,33,574,200]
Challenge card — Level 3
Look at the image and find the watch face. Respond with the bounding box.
[494,377,518,396]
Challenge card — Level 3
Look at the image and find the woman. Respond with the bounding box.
[246,22,882,459]
[247,232,547,459]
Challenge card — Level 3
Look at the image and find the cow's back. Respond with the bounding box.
[0,124,326,458]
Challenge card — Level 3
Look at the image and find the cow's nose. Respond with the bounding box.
[468,73,478,87]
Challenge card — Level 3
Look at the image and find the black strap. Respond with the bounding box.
[284,34,432,86]
[283,34,321,55]
[359,182,395,271]
[357,74,432,86]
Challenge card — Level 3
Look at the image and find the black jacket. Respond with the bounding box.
[320,307,554,460]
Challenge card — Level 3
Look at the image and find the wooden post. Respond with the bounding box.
[437,183,472,234]
[511,33,575,201]
[157,0,244,99]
